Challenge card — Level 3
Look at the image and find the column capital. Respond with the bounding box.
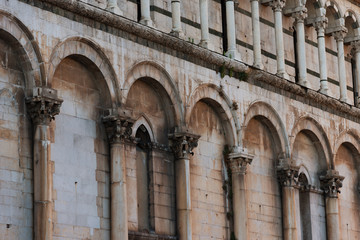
[227,151,254,174]
[169,132,200,159]
[276,157,299,187]
[270,0,286,12]
[320,170,344,198]
[332,29,348,42]
[351,40,360,54]
[313,17,328,36]
[277,166,299,187]
[103,114,135,144]
[26,87,62,125]
[292,9,307,24]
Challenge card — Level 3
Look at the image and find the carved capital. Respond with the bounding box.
[227,151,254,175]
[351,40,360,54]
[277,166,299,187]
[292,10,307,24]
[169,132,200,159]
[332,30,347,42]
[320,170,344,198]
[270,0,286,12]
[26,87,62,125]
[103,115,135,144]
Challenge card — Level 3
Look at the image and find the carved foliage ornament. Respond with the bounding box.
[26,96,62,125]
[320,170,344,198]
[227,152,254,175]
[103,115,134,144]
[169,132,200,159]
[277,167,299,187]
[270,0,286,12]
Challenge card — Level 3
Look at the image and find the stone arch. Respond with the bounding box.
[325,0,345,28]
[241,101,289,158]
[123,60,183,127]
[334,129,360,165]
[344,10,360,39]
[185,83,238,147]
[299,165,313,185]
[290,116,332,168]
[47,36,120,107]
[132,114,156,143]
[0,10,45,92]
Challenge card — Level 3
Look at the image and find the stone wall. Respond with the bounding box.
[0,0,360,239]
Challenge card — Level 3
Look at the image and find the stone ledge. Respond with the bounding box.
[128,231,177,240]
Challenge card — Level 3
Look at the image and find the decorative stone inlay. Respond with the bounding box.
[103,114,135,144]
[227,151,254,174]
[320,170,344,198]
[270,0,286,12]
[169,132,200,159]
[26,87,63,125]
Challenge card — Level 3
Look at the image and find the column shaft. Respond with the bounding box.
[282,186,298,240]
[33,124,52,240]
[251,0,263,69]
[271,0,289,79]
[175,157,192,240]
[355,50,360,104]
[199,0,209,48]
[316,23,328,94]
[111,142,128,240]
[334,32,347,102]
[171,0,183,37]
[232,173,247,240]
[225,0,239,59]
[294,12,307,86]
[140,0,153,26]
[325,197,340,240]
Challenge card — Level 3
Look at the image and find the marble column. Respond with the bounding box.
[225,0,240,60]
[106,0,123,15]
[313,17,329,94]
[277,161,300,240]
[320,170,344,240]
[351,40,360,106]
[199,0,209,48]
[26,87,62,240]
[250,0,263,69]
[139,0,153,27]
[228,151,254,240]
[103,115,135,240]
[270,0,289,79]
[171,0,183,37]
[293,10,308,87]
[169,132,200,240]
[333,30,348,102]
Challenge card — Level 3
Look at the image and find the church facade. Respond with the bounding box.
[1,0,360,239]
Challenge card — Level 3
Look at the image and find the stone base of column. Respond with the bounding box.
[226,49,241,61]
[140,18,153,27]
[319,79,328,95]
[340,96,347,103]
[170,30,184,39]
[253,62,264,70]
[199,39,208,48]
[298,78,309,88]
[106,5,123,15]
[276,71,290,80]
